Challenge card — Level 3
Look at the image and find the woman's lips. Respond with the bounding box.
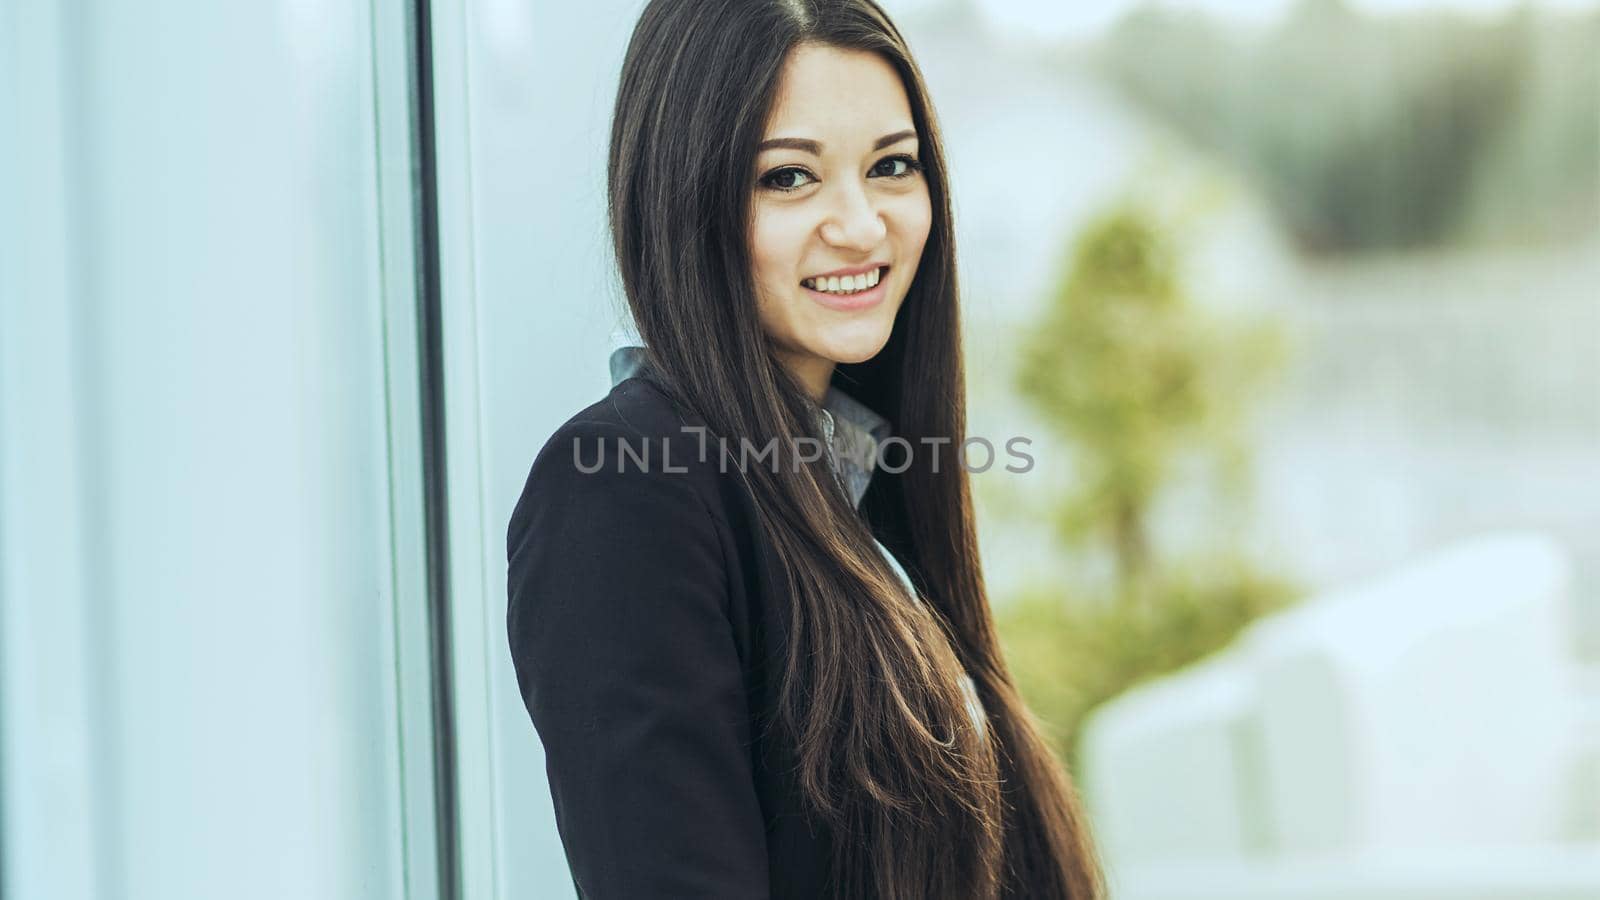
[801,265,889,311]
[803,274,887,311]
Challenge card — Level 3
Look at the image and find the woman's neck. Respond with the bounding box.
[774,350,835,405]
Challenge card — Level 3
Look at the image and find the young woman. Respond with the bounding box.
[505,1,1105,897]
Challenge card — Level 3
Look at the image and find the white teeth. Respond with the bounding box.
[804,267,884,295]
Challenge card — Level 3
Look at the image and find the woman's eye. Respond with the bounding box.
[760,167,816,192]
[872,154,924,179]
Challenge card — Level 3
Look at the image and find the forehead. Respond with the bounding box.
[764,43,915,137]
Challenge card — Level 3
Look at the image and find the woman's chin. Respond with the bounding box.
[809,328,895,366]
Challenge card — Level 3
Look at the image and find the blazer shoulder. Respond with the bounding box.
[552,374,708,444]
[532,374,724,473]
[511,376,733,541]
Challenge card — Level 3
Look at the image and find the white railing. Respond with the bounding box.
[1080,532,1600,899]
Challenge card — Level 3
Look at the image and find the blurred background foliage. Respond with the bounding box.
[999,553,1297,771]
[1095,0,1600,253]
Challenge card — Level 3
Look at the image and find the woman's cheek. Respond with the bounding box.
[887,188,933,248]
[750,205,812,291]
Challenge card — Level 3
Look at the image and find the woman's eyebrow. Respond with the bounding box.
[757,129,917,155]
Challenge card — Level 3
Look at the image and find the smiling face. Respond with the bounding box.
[749,43,933,401]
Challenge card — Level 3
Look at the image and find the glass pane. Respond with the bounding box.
[0,1,433,897]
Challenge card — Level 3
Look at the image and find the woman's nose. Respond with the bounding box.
[820,183,887,250]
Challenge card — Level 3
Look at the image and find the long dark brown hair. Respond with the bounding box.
[607,1,1104,897]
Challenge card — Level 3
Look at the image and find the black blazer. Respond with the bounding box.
[506,374,909,898]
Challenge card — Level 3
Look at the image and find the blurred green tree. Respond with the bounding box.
[1000,202,1299,768]
[1015,204,1285,604]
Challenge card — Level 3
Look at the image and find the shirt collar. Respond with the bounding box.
[606,324,892,510]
